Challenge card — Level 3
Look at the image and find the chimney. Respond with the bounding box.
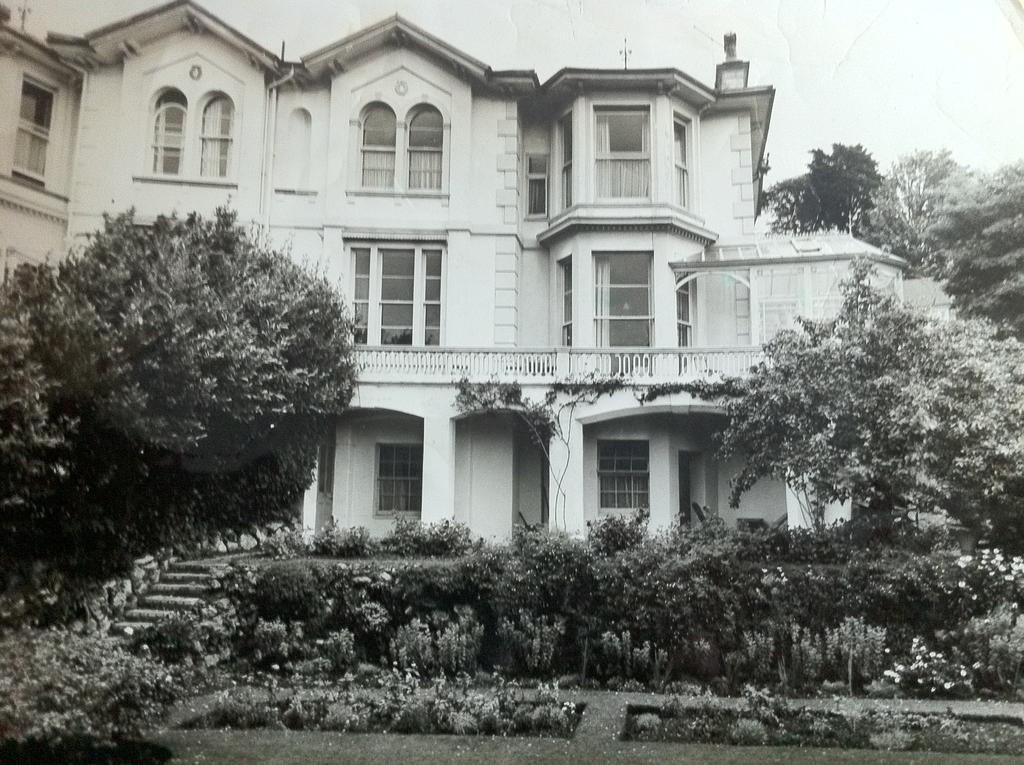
[716,32,749,91]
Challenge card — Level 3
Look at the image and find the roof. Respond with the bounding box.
[45,0,280,72]
[0,23,79,78]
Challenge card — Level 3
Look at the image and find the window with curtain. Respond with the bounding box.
[408,106,443,190]
[152,89,187,175]
[595,108,650,198]
[674,118,689,207]
[200,96,234,177]
[361,104,396,188]
[559,257,572,346]
[676,281,694,346]
[14,79,53,182]
[377,444,423,515]
[559,113,572,209]
[598,441,649,511]
[527,154,548,216]
[352,248,370,344]
[594,252,652,347]
[424,249,442,345]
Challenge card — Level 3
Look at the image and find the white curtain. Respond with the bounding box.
[408,150,442,190]
[362,150,395,188]
[596,113,650,198]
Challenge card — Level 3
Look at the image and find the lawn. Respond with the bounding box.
[152,730,1024,764]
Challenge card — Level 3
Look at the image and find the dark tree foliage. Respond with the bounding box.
[0,208,357,575]
[763,143,882,237]
[928,161,1024,339]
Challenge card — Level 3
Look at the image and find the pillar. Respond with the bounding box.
[421,415,456,523]
[548,414,585,535]
[301,454,319,532]
[648,430,673,531]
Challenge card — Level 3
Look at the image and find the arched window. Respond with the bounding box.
[200,95,234,177]
[152,89,187,175]
[361,103,396,189]
[407,105,443,190]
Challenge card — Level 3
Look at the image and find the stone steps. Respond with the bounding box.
[111,558,222,636]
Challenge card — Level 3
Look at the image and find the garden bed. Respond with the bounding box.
[624,695,1024,755]
[179,679,585,739]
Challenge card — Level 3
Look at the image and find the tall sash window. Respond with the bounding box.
[407,106,443,190]
[14,79,53,182]
[594,252,652,347]
[152,90,187,175]
[361,104,397,188]
[200,96,234,177]
[595,109,650,198]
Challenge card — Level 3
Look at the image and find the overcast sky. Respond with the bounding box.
[22,0,1024,182]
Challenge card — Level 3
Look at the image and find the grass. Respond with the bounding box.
[152,730,1024,764]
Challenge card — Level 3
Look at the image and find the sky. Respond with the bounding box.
[19,0,1024,182]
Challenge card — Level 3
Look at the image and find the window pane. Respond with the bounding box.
[20,82,54,129]
[425,304,441,327]
[608,319,650,347]
[354,249,370,276]
[381,304,414,326]
[528,155,547,174]
[607,286,649,316]
[381,277,414,301]
[381,327,413,345]
[606,252,650,284]
[409,108,443,148]
[599,111,646,152]
[528,178,547,215]
[560,115,572,157]
[363,105,396,146]
[425,279,441,301]
[381,250,415,276]
[674,121,686,161]
[425,251,442,276]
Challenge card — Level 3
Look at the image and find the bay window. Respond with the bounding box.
[559,114,573,209]
[594,252,652,347]
[14,79,53,183]
[674,117,689,207]
[598,440,649,511]
[595,108,650,199]
[350,244,444,346]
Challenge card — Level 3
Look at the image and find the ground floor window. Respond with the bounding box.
[376,444,423,515]
[598,440,649,511]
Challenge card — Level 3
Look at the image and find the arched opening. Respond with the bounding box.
[407,105,443,190]
[152,89,187,175]
[200,94,234,177]
[360,103,396,189]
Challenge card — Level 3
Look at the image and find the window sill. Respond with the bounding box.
[274,187,319,197]
[132,174,238,189]
[347,188,448,200]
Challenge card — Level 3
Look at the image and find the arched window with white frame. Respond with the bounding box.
[152,89,187,175]
[407,105,443,190]
[361,103,396,189]
[200,95,234,178]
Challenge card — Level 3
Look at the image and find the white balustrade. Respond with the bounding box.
[354,346,760,385]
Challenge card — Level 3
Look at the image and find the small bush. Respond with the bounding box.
[498,611,566,676]
[730,717,768,745]
[262,526,308,559]
[318,629,357,674]
[0,629,184,745]
[587,509,649,556]
[312,523,376,558]
[436,610,485,675]
[250,562,323,622]
[392,619,437,674]
[383,519,474,557]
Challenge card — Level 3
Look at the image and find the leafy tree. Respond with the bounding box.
[711,261,1024,541]
[928,161,1024,339]
[862,149,964,273]
[763,144,882,237]
[1,208,357,573]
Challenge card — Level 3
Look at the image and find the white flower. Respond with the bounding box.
[124,627,134,636]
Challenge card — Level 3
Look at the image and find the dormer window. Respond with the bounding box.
[361,104,397,189]
[152,90,187,175]
[200,95,234,178]
[407,106,443,190]
[595,108,650,199]
[14,79,54,184]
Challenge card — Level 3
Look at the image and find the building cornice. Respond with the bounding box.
[537,206,717,247]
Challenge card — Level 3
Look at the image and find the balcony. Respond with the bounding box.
[354,346,760,385]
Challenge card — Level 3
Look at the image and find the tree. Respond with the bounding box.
[763,144,882,237]
[711,261,1024,542]
[862,149,964,273]
[928,161,1024,339]
[1,208,357,573]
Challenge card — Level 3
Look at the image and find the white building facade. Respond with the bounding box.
[12,2,906,538]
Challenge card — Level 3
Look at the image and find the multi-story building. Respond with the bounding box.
[10,1,907,538]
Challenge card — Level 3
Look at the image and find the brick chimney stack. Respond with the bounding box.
[724,32,738,61]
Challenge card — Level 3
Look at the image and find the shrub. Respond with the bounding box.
[883,637,973,697]
[318,629,357,674]
[392,619,437,674]
[383,519,474,557]
[730,718,769,745]
[312,523,376,558]
[129,605,237,666]
[587,508,649,556]
[961,605,1024,689]
[0,629,184,745]
[263,527,308,559]
[498,611,566,676]
[825,616,888,691]
[250,562,324,622]
[436,610,485,675]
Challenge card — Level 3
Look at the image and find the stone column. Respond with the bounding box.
[421,415,456,523]
[548,413,585,535]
